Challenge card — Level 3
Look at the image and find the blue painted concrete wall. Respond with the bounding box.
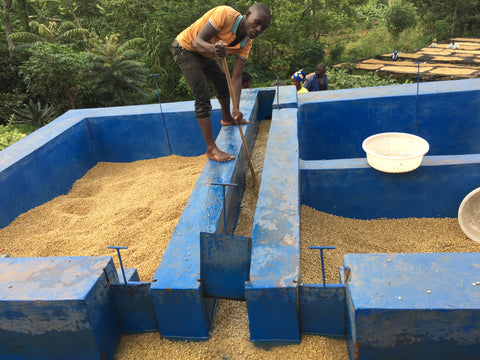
[245,95,302,343]
[3,77,480,356]
[0,117,97,229]
[300,155,480,219]
[299,284,346,337]
[0,256,121,360]
[298,79,480,160]
[0,101,223,229]
[150,89,275,339]
[344,253,480,360]
[299,79,480,219]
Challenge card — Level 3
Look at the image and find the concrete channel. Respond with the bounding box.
[1,79,480,359]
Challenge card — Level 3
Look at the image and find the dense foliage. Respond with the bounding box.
[1,0,479,140]
[0,116,26,150]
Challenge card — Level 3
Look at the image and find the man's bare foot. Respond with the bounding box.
[206,147,235,162]
[221,118,249,126]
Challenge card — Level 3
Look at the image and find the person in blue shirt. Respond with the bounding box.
[304,63,328,92]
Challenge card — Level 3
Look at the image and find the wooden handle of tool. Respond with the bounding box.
[221,58,240,114]
[220,57,256,184]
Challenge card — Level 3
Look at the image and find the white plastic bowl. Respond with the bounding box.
[458,187,480,243]
[362,132,429,173]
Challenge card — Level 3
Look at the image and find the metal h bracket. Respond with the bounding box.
[310,246,336,287]
[108,246,128,287]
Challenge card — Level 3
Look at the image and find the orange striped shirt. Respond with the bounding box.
[176,6,252,60]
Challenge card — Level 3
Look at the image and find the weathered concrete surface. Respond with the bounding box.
[0,256,120,360]
[344,252,480,360]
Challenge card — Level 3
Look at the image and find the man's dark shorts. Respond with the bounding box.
[172,39,229,118]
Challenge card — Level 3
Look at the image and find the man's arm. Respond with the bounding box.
[304,76,313,91]
[193,22,226,57]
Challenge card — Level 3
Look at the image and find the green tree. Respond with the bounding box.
[63,0,104,27]
[386,0,417,45]
[14,0,29,31]
[433,19,451,41]
[0,50,27,124]
[0,116,27,150]
[355,0,388,29]
[9,19,91,52]
[3,0,14,52]
[19,42,90,109]
[100,0,155,38]
[411,0,480,37]
[290,39,325,74]
[85,33,149,107]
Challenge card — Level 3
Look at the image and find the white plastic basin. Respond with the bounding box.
[458,187,480,243]
[362,132,429,173]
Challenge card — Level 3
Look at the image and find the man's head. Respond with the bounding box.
[315,63,326,77]
[244,3,271,39]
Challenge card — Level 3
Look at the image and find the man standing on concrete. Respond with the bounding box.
[305,63,329,92]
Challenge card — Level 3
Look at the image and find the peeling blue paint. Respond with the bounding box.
[0,256,120,359]
[344,253,480,360]
[150,89,275,339]
[246,93,301,342]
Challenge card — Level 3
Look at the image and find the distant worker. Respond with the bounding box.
[391,50,399,61]
[304,63,328,92]
[291,69,308,93]
[242,71,252,88]
[429,38,438,48]
[447,40,459,50]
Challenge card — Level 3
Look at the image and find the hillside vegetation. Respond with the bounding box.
[1,0,479,148]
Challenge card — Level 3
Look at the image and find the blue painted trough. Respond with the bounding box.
[1,78,480,360]
[296,79,480,359]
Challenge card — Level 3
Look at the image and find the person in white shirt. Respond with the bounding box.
[447,40,459,50]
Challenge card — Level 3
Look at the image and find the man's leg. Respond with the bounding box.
[217,97,249,126]
[197,116,235,162]
[173,44,235,162]
[203,60,248,126]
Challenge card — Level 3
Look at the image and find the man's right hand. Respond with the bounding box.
[215,40,226,58]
